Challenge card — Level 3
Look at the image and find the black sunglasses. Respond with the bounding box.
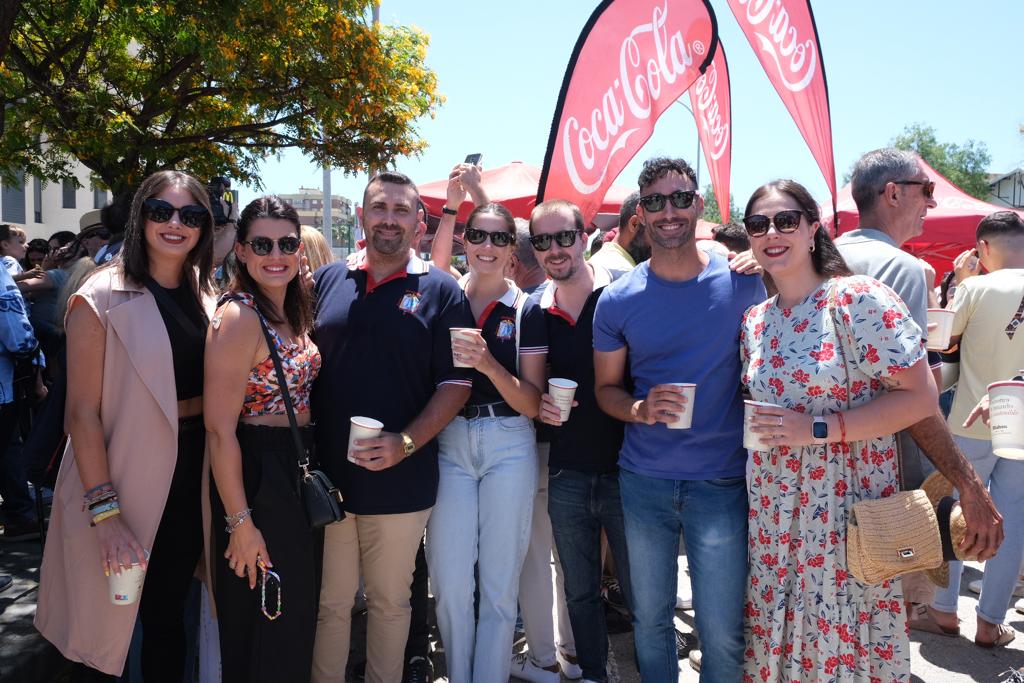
[743,210,804,237]
[882,179,936,200]
[638,189,697,212]
[529,229,582,252]
[243,236,301,256]
[143,198,210,229]
[463,227,515,247]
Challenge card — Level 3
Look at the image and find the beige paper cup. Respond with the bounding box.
[988,380,1024,460]
[108,549,149,605]
[548,378,579,422]
[744,400,780,450]
[450,328,481,368]
[926,308,955,351]
[666,383,697,430]
[348,416,384,463]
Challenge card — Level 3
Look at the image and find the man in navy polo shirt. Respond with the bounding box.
[310,171,473,683]
[593,158,766,682]
[529,199,631,683]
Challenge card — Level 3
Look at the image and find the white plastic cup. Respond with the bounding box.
[450,328,481,368]
[926,308,955,351]
[348,416,384,463]
[548,378,579,422]
[744,400,780,450]
[108,549,149,605]
[666,383,697,430]
[988,380,1024,460]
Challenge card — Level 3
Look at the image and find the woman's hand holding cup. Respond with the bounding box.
[94,514,148,577]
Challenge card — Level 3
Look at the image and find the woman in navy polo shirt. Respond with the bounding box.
[426,202,547,683]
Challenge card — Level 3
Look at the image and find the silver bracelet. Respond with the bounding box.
[224,508,253,534]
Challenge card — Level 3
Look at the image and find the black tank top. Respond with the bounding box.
[152,284,207,401]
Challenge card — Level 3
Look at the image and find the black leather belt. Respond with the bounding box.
[459,402,519,419]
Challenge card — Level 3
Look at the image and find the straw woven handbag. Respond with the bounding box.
[826,283,942,584]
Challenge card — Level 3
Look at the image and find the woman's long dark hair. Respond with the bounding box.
[744,179,852,278]
[230,195,313,336]
[120,170,216,306]
[466,202,516,235]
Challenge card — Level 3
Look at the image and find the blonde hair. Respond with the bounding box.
[301,225,335,273]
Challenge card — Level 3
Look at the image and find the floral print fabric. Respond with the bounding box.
[217,292,321,417]
[739,275,925,683]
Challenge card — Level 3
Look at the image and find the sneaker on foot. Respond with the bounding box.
[510,652,559,683]
[970,579,1024,598]
[0,575,12,593]
[600,576,628,614]
[402,656,432,683]
[557,646,582,679]
[688,649,702,672]
[676,629,698,659]
[0,518,40,542]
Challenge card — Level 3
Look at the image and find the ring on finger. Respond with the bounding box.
[777,417,783,427]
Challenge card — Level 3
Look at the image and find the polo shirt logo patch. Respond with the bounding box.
[398,291,422,315]
[496,317,516,341]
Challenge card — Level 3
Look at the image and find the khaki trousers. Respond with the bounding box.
[311,508,432,683]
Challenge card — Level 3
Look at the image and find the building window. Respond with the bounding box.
[1,170,26,224]
[93,185,107,209]
[33,176,42,223]
[62,178,76,208]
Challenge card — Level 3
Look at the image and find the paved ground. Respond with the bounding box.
[2,525,1022,682]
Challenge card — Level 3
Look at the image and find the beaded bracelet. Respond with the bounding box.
[84,481,113,498]
[86,491,118,509]
[90,508,121,527]
[89,500,120,517]
[224,508,253,534]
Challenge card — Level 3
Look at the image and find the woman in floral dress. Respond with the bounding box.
[738,179,937,682]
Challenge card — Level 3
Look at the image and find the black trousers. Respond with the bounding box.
[211,424,323,683]
[137,416,206,682]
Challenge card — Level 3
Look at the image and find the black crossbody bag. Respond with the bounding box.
[256,313,345,529]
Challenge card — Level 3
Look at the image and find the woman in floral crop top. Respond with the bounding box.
[204,195,322,682]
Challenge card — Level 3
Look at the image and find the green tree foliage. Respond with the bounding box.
[0,0,442,194]
[891,123,992,199]
[701,184,742,227]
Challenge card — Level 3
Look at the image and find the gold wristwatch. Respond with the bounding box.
[400,432,416,457]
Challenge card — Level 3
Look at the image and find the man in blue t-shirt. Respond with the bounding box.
[593,157,766,682]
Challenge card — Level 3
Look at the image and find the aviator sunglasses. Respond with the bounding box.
[882,179,935,200]
[463,227,515,248]
[243,235,301,256]
[743,210,804,237]
[528,229,582,252]
[143,198,210,229]
[638,189,697,212]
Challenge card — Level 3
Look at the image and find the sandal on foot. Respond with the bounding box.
[907,603,959,637]
[976,623,1016,649]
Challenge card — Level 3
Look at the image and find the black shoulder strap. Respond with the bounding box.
[255,312,309,467]
[143,276,206,338]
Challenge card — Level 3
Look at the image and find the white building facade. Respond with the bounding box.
[0,164,110,239]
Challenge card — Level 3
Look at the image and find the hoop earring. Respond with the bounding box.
[809,244,815,253]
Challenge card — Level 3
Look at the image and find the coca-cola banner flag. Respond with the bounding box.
[726,0,837,204]
[538,0,719,225]
[687,43,732,224]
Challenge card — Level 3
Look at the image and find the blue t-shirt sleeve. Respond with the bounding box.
[592,286,625,352]
[434,277,475,388]
[518,299,547,356]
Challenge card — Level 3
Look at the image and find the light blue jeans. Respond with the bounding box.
[933,434,1024,625]
[426,415,538,683]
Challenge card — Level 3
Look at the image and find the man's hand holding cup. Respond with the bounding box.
[633,384,688,425]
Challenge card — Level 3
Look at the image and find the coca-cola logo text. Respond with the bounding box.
[562,1,703,194]
[733,0,816,92]
[692,62,729,162]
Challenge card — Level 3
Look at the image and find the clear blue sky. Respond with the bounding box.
[250,1,1024,214]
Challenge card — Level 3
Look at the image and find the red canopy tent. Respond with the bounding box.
[418,161,636,223]
[822,159,1024,285]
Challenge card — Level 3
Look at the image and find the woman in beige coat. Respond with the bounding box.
[35,170,217,680]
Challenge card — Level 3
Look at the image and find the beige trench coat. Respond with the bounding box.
[34,266,214,676]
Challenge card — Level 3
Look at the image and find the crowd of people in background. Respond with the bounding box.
[0,146,1015,683]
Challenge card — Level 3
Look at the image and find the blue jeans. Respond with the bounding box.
[933,435,1024,625]
[425,415,537,683]
[619,468,748,683]
[548,467,632,683]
